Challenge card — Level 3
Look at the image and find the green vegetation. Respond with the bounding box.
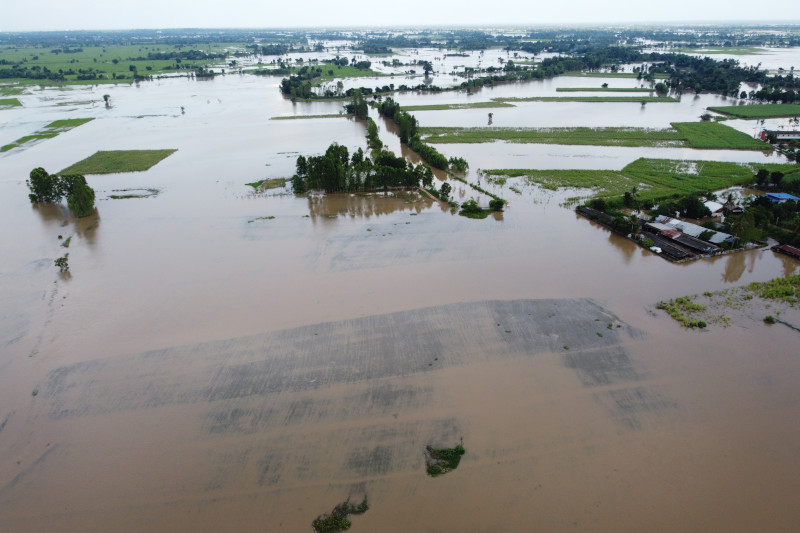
[493,96,678,103]
[0,86,24,96]
[673,46,763,55]
[246,178,287,190]
[60,149,177,174]
[421,126,685,147]
[402,101,515,111]
[312,498,369,533]
[27,167,95,217]
[656,297,708,328]
[54,254,69,273]
[376,97,451,170]
[108,188,160,199]
[425,443,466,477]
[670,121,769,149]
[487,159,798,205]
[292,143,433,193]
[61,236,72,248]
[565,72,640,78]
[745,275,800,305]
[657,275,800,330]
[1,118,93,152]
[270,114,345,120]
[708,104,800,119]
[0,97,22,107]
[556,87,654,92]
[459,199,491,219]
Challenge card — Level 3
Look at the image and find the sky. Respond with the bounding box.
[1,0,798,32]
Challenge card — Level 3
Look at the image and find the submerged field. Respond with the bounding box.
[1,118,93,153]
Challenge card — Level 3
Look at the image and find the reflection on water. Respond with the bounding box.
[306,190,434,219]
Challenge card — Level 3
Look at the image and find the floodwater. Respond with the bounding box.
[2,57,800,532]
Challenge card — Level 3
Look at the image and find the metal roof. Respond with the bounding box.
[654,215,734,244]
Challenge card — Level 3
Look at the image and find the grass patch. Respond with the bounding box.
[564,71,639,78]
[656,297,708,328]
[0,86,24,96]
[556,87,653,92]
[402,101,515,111]
[312,498,369,533]
[61,149,177,174]
[657,275,800,330]
[670,121,769,150]
[422,123,767,150]
[270,114,347,120]
[708,104,800,119]
[246,178,287,190]
[1,117,93,152]
[494,96,678,103]
[421,126,684,147]
[425,443,466,477]
[0,97,22,108]
[108,188,160,199]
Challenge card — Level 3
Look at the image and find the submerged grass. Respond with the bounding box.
[61,149,177,174]
[270,114,346,120]
[1,117,94,152]
[402,101,515,111]
[246,178,287,190]
[486,158,798,203]
[312,498,369,533]
[708,104,800,119]
[425,443,466,477]
[657,274,800,330]
[0,86,24,96]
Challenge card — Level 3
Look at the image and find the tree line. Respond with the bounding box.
[292,143,433,194]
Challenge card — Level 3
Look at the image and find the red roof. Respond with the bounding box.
[661,229,681,239]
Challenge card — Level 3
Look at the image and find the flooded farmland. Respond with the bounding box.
[2,52,800,532]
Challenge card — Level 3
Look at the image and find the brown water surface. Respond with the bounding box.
[1,72,800,532]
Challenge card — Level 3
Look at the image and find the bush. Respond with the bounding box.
[642,238,654,248]
[489,198,506,211]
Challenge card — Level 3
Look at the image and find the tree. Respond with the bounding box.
[26,168,95,217]
[421,61,433,77]
[440,182,452,199]
[655,82,668,95]
[771,171,784,186]
[63,175,96,217]
[54,253,69,273]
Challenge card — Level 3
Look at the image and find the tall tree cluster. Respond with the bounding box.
[292,143,433,194]
[26,167,96,217]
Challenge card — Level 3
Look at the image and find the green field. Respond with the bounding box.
[420,122,767,150]
[60,149,177,174]
[556,87,654,93]
[485,159,799,203]
[402,101,516,111]
[493,96,678,103]
[0,42,240,85]
[420,126,684,147]
[670,121,767,149]
[0,86,24,96]
[0,97,22,107]
[1,118,94,152]
[708,104,800,119]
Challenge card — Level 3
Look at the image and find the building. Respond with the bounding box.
[760,130,800,141]
[653,215,735,245]
[765,192,800,204]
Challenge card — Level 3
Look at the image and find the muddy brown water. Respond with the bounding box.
[2,72,800,532]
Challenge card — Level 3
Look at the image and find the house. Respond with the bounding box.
[772,244,800,260]
[765,192,800,204]
[704,200,724,217]
[653,216,735,245]
[760,130,800,141]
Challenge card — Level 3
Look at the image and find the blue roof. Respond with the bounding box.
[766,192,800,201]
